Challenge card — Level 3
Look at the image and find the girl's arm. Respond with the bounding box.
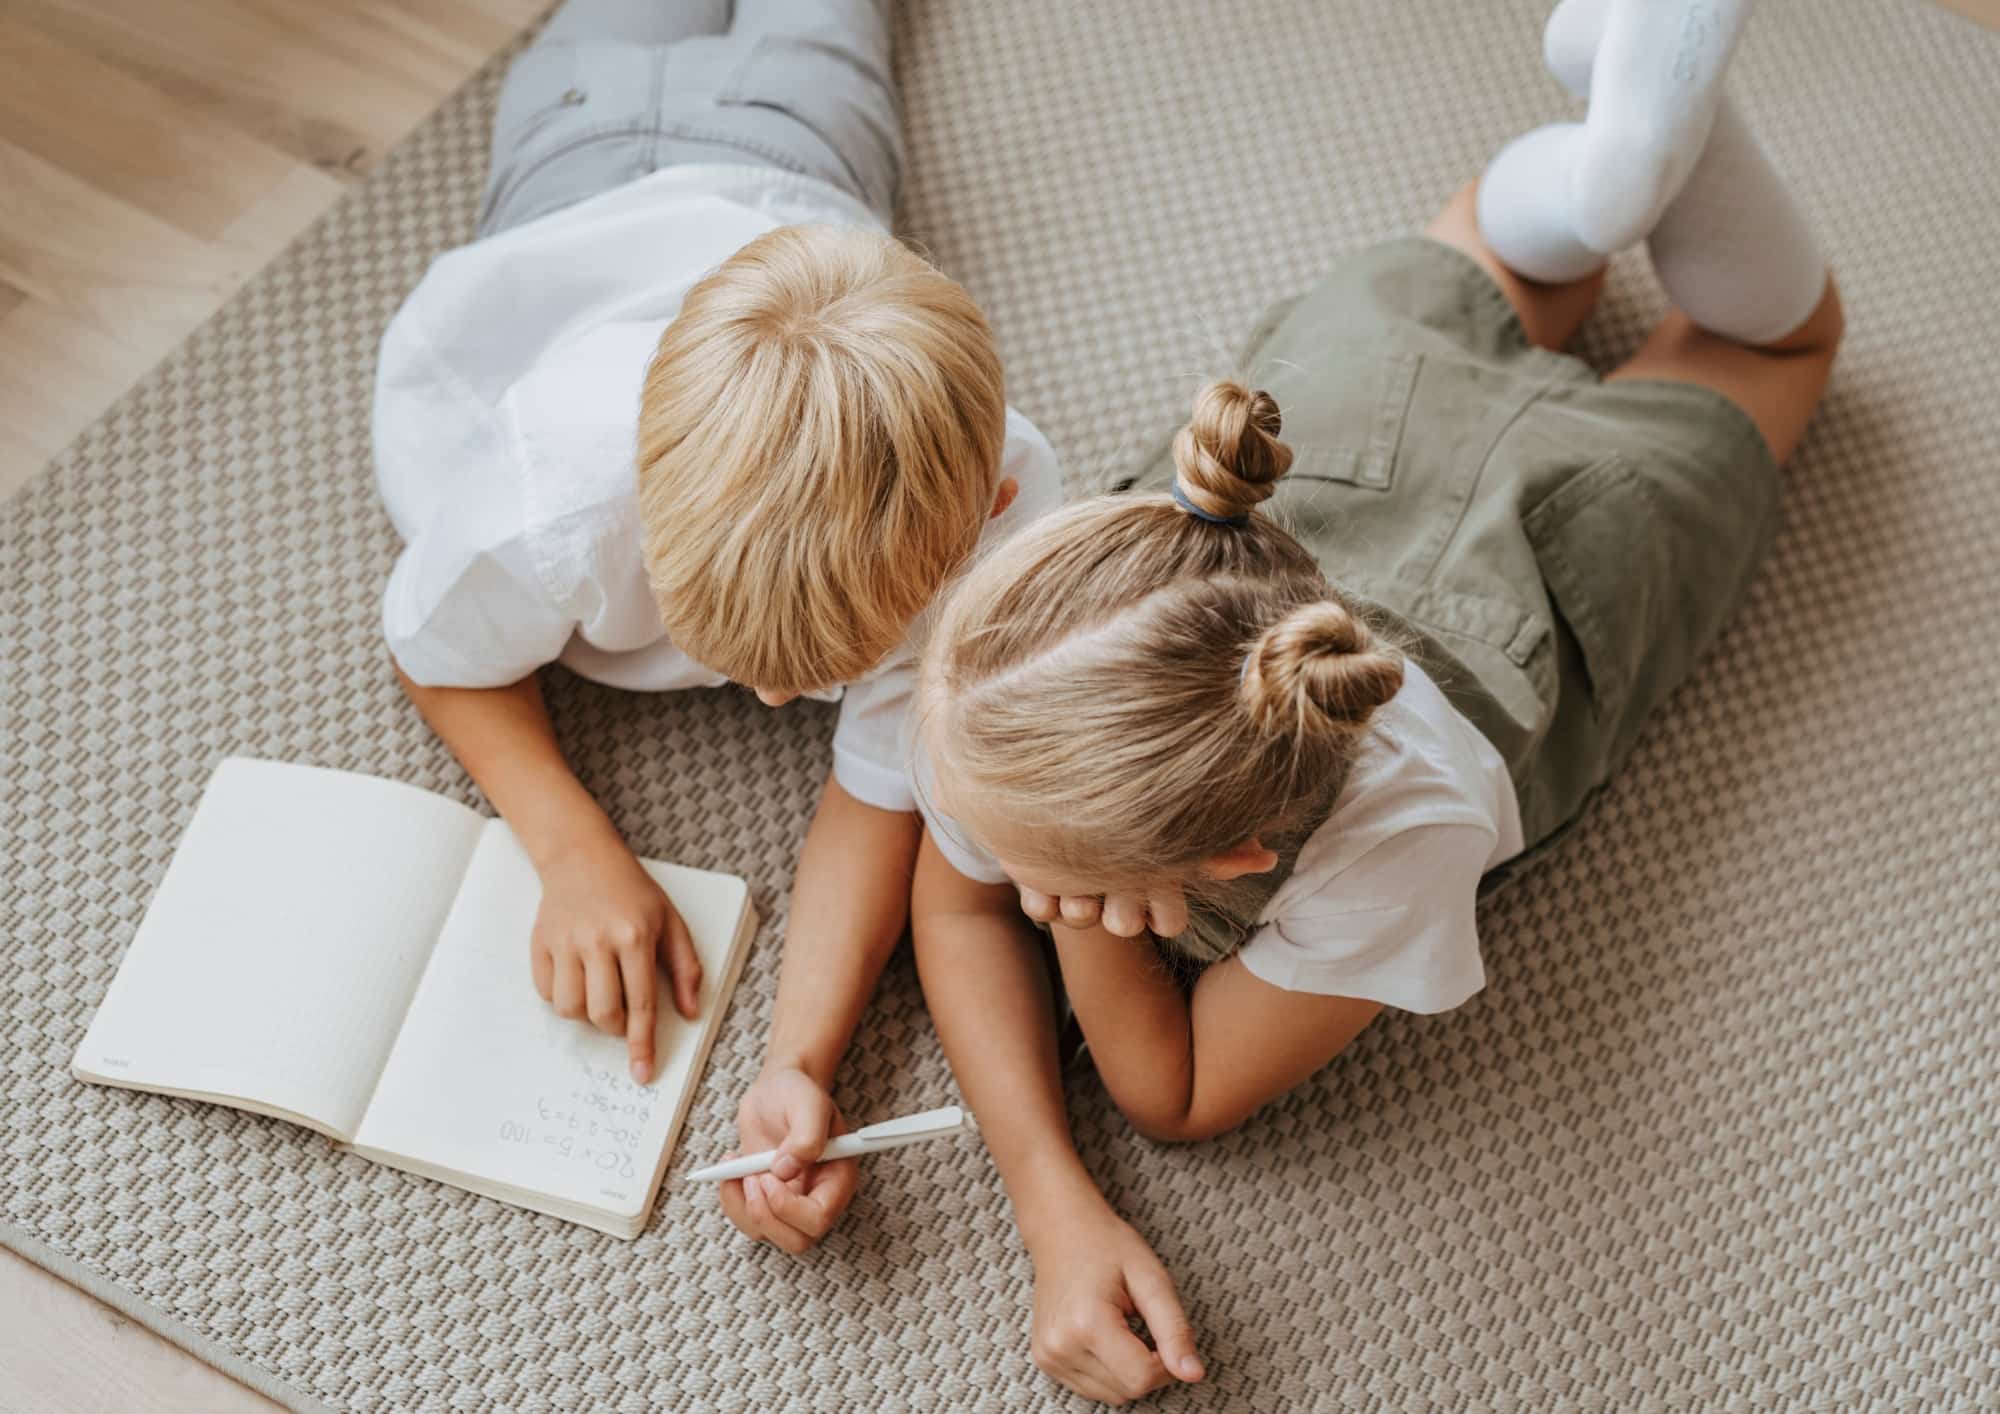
[910,837,1204,1406]
[720,774,921,1252]
[1050,922,1382,1142]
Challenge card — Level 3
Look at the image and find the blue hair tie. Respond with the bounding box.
[1171,479,1251,528]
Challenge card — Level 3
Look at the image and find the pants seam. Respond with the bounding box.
[483,120,827,233]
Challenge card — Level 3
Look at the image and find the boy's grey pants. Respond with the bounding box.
[478,0,902,236]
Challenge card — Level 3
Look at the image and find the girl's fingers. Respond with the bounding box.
[1058,894,1102,927]
[1127,1261,1204,1382]
[1099,894,1148,938]
[1146,884,1190,939]
[757,1173,828,1250]
[1060,1362,1124,1407]
[1049,1345,1126,1407]
[1087,1307,1171,1401]
[1017,886,1060,923]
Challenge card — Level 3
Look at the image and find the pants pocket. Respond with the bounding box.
[491,42,602,159]
[716,35,901,210]
[1521,452,1663,733]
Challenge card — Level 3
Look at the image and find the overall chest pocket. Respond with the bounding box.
[1113,344,1419,505]
[1256,348,1566,774]
[1258,347,1549,645]
[1270,350,1422,492]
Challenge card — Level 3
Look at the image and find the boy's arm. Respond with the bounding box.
[1049,922,1381,1142]
[718,773,921,1252]
[911,838,1203,1405]
[395,663,703,1081]
[763,774,922,1084]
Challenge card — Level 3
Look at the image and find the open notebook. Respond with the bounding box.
[73,757,758,1238]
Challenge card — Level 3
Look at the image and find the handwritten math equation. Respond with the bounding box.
[495,1063,657,1183]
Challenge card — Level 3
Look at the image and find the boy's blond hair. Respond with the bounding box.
[637,224,1007,693]
[920,381,1405,902]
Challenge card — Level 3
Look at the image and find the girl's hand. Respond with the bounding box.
[1016,882,1190,940]
[718,1067,859,1254]
[530,837,703,1083]
[1024,1202,1204,1404]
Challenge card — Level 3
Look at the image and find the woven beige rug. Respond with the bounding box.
[5,1,1996,1409]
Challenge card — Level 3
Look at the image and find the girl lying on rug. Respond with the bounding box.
[895,0,1841,1401]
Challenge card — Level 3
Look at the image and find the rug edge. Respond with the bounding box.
[1,1220,331,1414]
[1,5,554,514]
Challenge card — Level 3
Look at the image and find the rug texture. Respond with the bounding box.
[4,1,1997,1409]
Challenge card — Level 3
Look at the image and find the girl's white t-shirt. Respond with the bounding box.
[919,657,1525,1013]
[371,162,1064,814]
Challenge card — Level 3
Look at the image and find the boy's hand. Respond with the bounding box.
[1024,1202,1204,1405]
[718,1066,859,1253]
[530,837,702,1083]
[1016,882,1190,940]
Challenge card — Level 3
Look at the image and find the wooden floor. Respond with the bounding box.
[0,1246,280,1413]
[3,0,1997,1409]
[0,0,545,501]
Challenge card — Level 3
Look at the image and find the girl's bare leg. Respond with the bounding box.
[1608,279,1843,467]
[1432,177,1842,467]
[1426,180,1607,353]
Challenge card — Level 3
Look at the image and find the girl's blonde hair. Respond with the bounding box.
[921,380,1404,892]
[638,224,1007,693]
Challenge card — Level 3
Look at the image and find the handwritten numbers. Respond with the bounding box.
[495,1061,654,1185]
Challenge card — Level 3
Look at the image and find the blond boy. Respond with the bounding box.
[372,0,1060,1250]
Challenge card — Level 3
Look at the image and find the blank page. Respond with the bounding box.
[353,821,751,1223]
[73,758,486,1137]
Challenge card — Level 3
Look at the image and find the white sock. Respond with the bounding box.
[1568,0,1753,252]
[1477,0,1688,281]
[1645,99,1825,343]
[1477,122,1607,283]
[1478,0,1824,342]
[1542,0,1610,98]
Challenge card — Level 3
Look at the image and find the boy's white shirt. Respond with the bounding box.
[372,163,1065,814]
[919,657,1525,1014]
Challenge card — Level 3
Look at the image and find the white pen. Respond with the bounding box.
[681,1104,968,1183]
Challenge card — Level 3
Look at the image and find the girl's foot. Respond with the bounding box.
[1564,0,1756,253]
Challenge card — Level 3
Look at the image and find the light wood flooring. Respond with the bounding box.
[0,0,545,501]
[2,1,1996,1411]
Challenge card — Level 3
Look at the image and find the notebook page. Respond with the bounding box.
[73,758,486,1137]
[352,821,750,1222]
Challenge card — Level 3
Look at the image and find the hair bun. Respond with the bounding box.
[1171,380,1294,522]
[1240,601,1404,738]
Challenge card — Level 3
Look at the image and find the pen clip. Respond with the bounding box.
[852,1105,964,1145]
